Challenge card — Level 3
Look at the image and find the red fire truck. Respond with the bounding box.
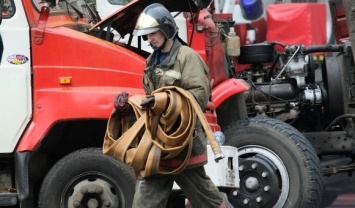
[0,0,323,207]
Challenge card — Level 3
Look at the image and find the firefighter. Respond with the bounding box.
[114,3,225,208]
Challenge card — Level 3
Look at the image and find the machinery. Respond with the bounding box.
[237,0,355,206]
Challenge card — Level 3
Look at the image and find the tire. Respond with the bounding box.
[38,148,135,208]
[223,117,323,208]
[238,43,275,64]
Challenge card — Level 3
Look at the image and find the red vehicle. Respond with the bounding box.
[0,0,326,207]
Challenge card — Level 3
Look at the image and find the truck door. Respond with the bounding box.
[0,0,32,153]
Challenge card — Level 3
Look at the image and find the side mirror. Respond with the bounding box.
[239,0,264,21]
[0,0,3,25]
[42,0,57,7]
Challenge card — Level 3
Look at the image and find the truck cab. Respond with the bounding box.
[0,0,239,207]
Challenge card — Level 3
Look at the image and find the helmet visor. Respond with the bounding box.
[133,27,159,37]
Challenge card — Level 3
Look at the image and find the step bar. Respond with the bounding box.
[0,192,17,206]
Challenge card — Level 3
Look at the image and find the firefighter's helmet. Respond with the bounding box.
[133,3,178,40]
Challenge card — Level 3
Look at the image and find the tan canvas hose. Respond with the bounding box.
[103,86,224,177]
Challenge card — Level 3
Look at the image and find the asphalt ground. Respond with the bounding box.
[327,194,355,208]
[323,175,355,208]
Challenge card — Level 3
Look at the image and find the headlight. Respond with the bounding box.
[207,131,226,146]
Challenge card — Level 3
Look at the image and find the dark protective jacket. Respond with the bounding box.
[142,40,211,169]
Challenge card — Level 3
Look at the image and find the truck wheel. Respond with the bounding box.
[223,117,323,208]
[38,148,135,208]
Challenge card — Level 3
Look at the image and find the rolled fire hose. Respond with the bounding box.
[103,86,224,177]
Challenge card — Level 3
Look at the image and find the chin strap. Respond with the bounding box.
[151,37,168,51]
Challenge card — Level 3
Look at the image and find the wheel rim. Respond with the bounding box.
[61,172,123,208]
[229,145,289,207]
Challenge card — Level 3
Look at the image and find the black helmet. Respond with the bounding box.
[133,3,178,40]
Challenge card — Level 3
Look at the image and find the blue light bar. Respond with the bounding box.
[240,0,264,20]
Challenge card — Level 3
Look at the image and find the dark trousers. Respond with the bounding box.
[132,166,223,208]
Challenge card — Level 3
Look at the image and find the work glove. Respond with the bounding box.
[140,95,155,110]
[114,91,132,116]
